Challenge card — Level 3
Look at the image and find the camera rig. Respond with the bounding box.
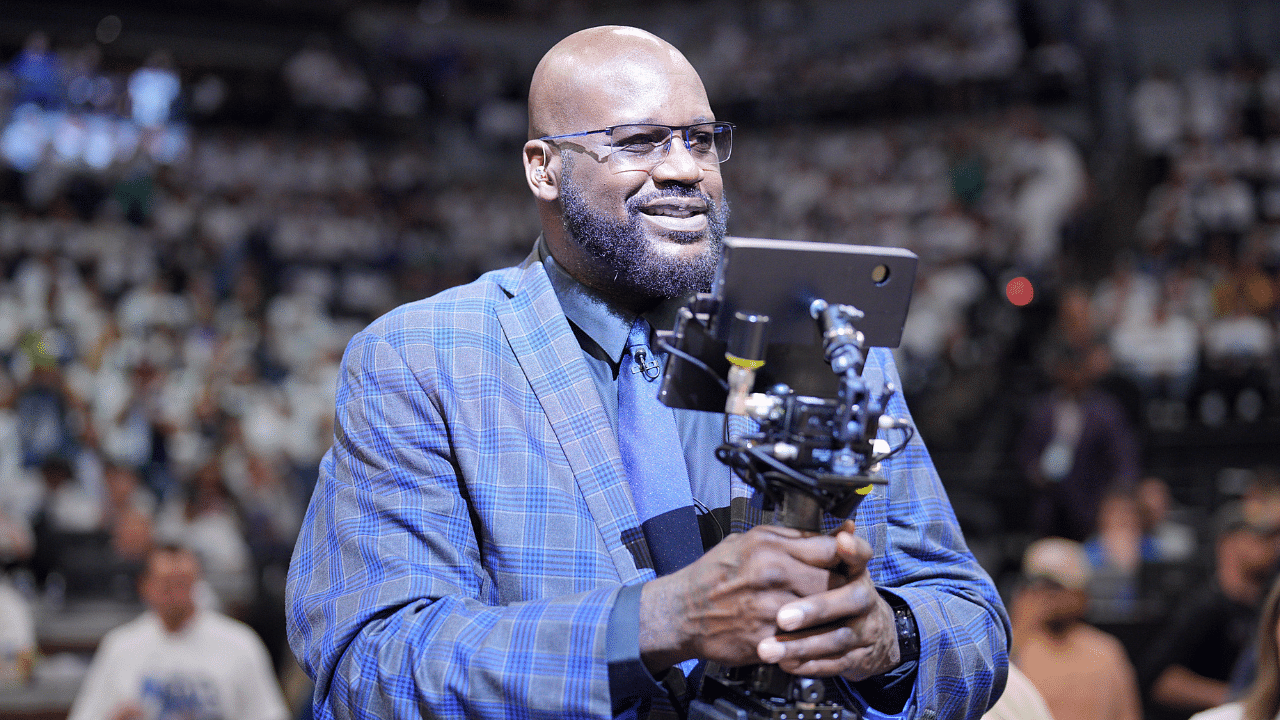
[655,238,918,720]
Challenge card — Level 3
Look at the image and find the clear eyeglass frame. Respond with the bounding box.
[539,121,734,174]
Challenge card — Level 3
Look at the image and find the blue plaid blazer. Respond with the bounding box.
[286,252,1009,720]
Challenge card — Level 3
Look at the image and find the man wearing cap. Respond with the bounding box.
[1011,537,1143,720]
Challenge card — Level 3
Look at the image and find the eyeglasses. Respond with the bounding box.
[540,122,734,173]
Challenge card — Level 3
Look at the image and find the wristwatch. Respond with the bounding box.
[880,590,920,664]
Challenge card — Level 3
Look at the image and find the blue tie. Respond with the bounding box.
[618,317,703,576]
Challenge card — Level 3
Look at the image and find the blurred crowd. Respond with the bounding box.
[1123,58,1280,430]
[0,1,1276,719]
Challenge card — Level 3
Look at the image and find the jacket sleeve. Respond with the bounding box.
[836,348,1011,720]
[285,327,619,720]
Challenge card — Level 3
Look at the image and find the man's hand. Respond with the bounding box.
[639,524,843,672]
[638,520,901,681]
[756,520,900,681]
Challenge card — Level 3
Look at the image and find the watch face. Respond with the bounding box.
[894,605,920,662]
[877,590,919,664]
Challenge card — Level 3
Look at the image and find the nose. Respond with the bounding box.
[649,132,705,185]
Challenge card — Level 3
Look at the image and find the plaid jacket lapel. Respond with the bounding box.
[495,259,651,585]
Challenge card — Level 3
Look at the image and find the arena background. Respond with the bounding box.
[0,0,1277,718]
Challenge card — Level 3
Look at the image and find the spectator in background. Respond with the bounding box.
[1080,480,1196,625]
[282,35,343,110]
[982,664,1057,720]
[1082,489,1154,622]
[896,258,987,412]
[1223,470,1280,696]
[64,43,117,116]
[8,31,63,109]
[1107,278,1201,420]
[1136,476,1198,564]
[1091,254,1160,340]
[1242,468,1280,538]
[0,569,35,688]
[1016,340,1141,542]
[1194,170,1256,243]
[127,51,180,129]
[1008,107,1088,272]
[155,463,253,616]
[1191,574,1280,720]
[67,544,288,720]
[1052,285,1107,359]
[1137,166,1201,254]
[948,126,988,211]
[1184,68,1232,143]
[1010,537,1143,720]
[101,463,154,564]
[0,507,36,689]
[1141,502,1279,720]
[1200,276,1276,426]
[15,357,79,469]
[30,455,103,591]
[281,35,370,121]
[0,504,33,567]
[32,455,99,535]
[1131,68,1185,187]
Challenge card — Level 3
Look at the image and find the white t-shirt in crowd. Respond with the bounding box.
[0,578,36,687]
[1189,701,1280,720]
[67,610,288,720]
[1191,702,1244,720]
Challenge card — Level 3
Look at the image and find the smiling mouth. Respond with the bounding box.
[638,200,708,219]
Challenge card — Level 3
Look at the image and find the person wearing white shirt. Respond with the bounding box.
[0,571,36,688]
[67,545,288,720]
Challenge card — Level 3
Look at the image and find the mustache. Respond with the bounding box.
[625,187,716,214]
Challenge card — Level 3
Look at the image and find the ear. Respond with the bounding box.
[523,140,559,201]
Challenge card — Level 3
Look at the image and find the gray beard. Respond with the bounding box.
[558,160,729,302]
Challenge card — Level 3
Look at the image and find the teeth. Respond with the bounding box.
[643,205,701,218]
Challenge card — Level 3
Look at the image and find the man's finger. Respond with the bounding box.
[775,578,878,632]
[756,527,846,569]
[835,528,873,576]
[756,622,872,670]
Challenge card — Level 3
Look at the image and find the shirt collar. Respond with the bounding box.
[538,236,691,364]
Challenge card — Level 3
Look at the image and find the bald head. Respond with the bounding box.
[528,26,708,140]
[523,26,727,311]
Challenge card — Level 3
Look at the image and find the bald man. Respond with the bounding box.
[287,26,1008,720]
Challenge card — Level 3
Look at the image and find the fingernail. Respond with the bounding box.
[757,637,784,663]
[777,605,805,630]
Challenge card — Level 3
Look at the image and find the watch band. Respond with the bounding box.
[880,590,920,664]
